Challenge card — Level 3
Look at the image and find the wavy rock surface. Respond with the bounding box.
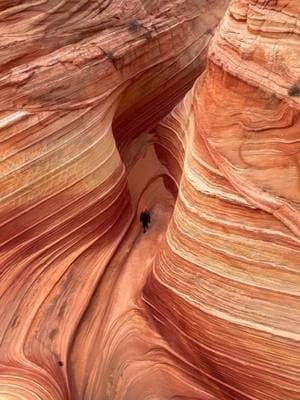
[0,0,228,399]
[144,1,300,400]
[0,0,299,399]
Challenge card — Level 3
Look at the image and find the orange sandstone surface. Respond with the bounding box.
[0,1,299,399]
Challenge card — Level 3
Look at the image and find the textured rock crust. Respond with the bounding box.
[0,0,299,399]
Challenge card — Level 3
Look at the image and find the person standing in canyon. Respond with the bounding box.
[140,207,151,233]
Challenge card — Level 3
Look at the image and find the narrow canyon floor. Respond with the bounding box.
[69,135,212,399]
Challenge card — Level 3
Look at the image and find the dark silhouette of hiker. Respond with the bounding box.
[140,207,151,233]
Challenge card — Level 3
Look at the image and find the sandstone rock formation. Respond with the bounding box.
[144,2,300,399]
[0,0,299,399]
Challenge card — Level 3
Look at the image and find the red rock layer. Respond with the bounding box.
[144,1,300,400]
[0,0,228,399]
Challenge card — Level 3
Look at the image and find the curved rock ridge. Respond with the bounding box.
[1,0,298,399]
[144,1,300,399]
[0,0,228,399]
[210,0,300,108]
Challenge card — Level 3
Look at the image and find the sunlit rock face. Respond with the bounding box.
[144,1,300,400]
[0,0,229,399]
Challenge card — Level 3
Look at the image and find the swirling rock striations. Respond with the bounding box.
[0,0,299,399]
[0,0,228,399]
[144,1,300,400]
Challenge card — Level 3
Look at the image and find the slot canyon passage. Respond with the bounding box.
[0,0,299,399]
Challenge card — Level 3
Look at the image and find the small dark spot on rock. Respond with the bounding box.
[11,315,19,329]
[58,302,67,319]
[106,51,115,60]
[143,31,152,40]
[128,19,142,33]
[49,328,58,340]
[58,361,63,367]
[288,84,300,97]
